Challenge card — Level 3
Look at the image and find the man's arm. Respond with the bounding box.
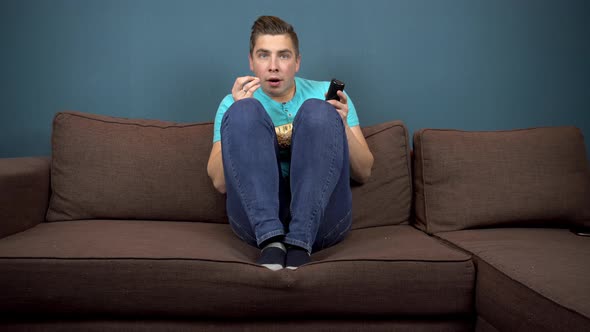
[207,141,226,194]
[346,124,374,184]
[327,90,374,184]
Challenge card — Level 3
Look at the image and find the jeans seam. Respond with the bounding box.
[321,208,352,249]
[324,208,352,239]
[284,238,311,253]
[228,214,257,244]
[258,230,286,246]
[305,113,341,248]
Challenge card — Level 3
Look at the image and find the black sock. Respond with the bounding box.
[285,245,311,269]
[286,244,307,251]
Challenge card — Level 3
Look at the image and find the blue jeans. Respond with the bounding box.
[221,98,352,253]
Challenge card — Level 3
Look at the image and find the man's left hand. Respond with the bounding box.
[326,90,349,127]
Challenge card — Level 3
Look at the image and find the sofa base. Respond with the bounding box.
[1,318,474,332]
[475,316,500,332]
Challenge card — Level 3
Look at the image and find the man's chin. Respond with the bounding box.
[262,86,283,96]
[261,82,294,102]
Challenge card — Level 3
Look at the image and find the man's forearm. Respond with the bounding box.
[207,147,227,194]
[345,125,374,184]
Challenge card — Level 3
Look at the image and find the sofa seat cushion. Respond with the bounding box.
[438,228,590,331]
[0,222,474,319]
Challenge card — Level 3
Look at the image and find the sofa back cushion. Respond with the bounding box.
[413,126,590,234]
[353,120,413,229]
[47,112,227,222]
[47,112,413,228]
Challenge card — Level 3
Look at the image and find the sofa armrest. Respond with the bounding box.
[0,157,50,239]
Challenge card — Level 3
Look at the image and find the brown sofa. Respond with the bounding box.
[1,111,589,331]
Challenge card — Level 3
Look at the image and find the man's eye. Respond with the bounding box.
[258,54,268,59]
[280,54,291,59]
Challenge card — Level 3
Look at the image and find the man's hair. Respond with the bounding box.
[250,16,299,56]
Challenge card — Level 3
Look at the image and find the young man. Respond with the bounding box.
[207,16,373,270]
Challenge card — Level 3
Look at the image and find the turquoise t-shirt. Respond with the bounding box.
[213,76,360,176]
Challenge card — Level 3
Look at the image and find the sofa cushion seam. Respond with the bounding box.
[363,122,402,139]
[0,256,473,263]
[419,129,431,233]
[55,112,213,129]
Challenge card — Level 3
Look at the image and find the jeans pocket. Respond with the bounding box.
[321,209,352,250]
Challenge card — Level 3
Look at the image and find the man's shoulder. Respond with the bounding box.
[296,77,330,89]
[217,94,235,111]
[296,77,330,98]
[221,94,234,104]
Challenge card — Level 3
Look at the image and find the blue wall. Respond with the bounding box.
[1,0,589,157]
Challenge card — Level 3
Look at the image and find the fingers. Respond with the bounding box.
[241,77,261,93]
[244,82,261,95]
[326,91,348,110]
[326,90,349,124]
[233,76,256,90]
[333,107,349,126]
[232,76,261,101]
[326,99,338,108]
[336,90,347,104]
[326,90,347,105]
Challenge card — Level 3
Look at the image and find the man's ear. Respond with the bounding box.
[249,54,254,72]
[295,54,301,73]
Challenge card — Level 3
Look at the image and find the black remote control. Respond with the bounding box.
[326,78,345,101]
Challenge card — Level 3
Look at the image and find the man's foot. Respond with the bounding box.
[256,242,286,271]
[286,246,311,270]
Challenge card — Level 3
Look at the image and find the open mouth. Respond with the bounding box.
[267,78,282,87]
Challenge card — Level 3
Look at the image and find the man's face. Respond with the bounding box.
[249,34,301,103]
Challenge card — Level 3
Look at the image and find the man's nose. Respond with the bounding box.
[269,56,279,72]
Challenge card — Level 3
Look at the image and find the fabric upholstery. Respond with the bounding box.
[0,157,50,238]
[0,320,473,332]
[475,316,500,332]
[47,112,412,229]
[353,120,413,229]
[413,126,590,233]
[438,228,590,331]
[46,111,227,223]
[0,222,474,319]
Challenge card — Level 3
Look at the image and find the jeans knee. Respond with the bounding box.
[221,98,271,133]
[295,99,340,130]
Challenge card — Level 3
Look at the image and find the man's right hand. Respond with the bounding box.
[232,76,261,101]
